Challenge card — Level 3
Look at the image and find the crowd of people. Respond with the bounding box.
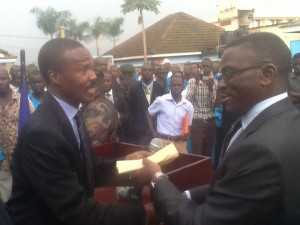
[0,32,300,224]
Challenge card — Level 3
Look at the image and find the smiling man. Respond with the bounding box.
[6,39,147,225]
[136,32,300,225]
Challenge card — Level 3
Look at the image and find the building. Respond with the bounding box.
[0,48,17,71]
[104,12,224,67]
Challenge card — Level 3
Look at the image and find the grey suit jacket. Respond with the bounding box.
[152,97,300,225]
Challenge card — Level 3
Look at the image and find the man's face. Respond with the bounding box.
[190,63,199,77]
[170,75,184,98]
[201,60,212,76]
[30,74,45,94]
[293,58,300,75]
[55,47,97,107]
[171,64,180,75]
[152,60,162,75]
[183,64,191,80]
[110,66,120,79]
[219,46,262,114]
[102,73,113,93]
[141,64,153,83]
[93,58,108,72]
[0,70,11,95]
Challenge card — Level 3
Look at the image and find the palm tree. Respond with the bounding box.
[65,19,90,41]
[86,17,107,56]
[121,0,161,62]
[30,7,71,39]
[105,17,124,47]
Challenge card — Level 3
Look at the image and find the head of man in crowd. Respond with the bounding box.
[9,65,20,88]
[109,65,120,82]
[162,59,171,73]
[151,58,162,76]
[38,38,96,108]
[0,67,11,97]
[119,64,135,82]
[183,62,191,80]
[201,58,213,76]
[102,71,115,94]
[170,74,184,102]
[212,61,220,76]
[141,63,153,85]
[29,70,45,95]
[171,64,181,76]
[292,53,300,76]
[93,57,108,73]
[219,32,292,115]
[15,69,30,90]
[190,62,200,78]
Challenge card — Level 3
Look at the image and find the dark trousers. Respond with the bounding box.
[190,118,216,156]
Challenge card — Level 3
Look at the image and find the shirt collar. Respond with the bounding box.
[242,92,288,129]
[142,81,153,88]
[107,89,113,96]
[52,95,78,121]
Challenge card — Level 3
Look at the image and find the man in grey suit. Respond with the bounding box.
[136,32,300,225]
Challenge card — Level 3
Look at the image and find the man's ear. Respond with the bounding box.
[48,70,61,85]
[260,63,277,87]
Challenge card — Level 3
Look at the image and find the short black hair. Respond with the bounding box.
[292,53,300,61]
[38,38,84,83]
[226,32,292,76]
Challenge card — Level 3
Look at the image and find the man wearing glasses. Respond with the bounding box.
[136,32,300,225]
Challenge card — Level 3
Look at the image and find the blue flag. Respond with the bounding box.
[18,50,31,136]
[18,73,31,136]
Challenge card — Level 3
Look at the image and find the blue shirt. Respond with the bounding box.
[148,93,194,136]
[28,92,41,110]
[53,95,80,147]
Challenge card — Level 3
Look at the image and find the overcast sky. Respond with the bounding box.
[0,0,298,64]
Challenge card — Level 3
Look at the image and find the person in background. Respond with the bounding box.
[6,38,149,225]
[119,63,136,102]
[28,70,46,109]
[136,32,300,225]
[9,65,20,92]
[129,63,165,146]
[109,64,121,84]
[93,56,108,72]
[288,53,300,110]
[147,74,194,153]
[186,58,216,156]
[0,67,34,203]
[151,58,162,81]
[102,71,130,142]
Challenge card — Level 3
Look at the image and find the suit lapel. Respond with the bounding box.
[230,98,293,148]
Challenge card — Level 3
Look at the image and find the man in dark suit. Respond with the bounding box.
[136,32,300,225]
[102,71,130,142]
[129,63,166,146]
[6,38,149,225]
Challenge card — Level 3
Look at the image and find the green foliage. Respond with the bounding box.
[121,0,161,14]
[65,19,90,41]
[30,7,71,39]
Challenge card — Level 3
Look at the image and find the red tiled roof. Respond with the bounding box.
[104,12,224,58]
[0,48,17,59]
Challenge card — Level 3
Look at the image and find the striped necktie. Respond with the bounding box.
[74,111,93,195]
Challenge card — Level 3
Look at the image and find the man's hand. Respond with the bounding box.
[125,151,153,160]
[134,158,162,184]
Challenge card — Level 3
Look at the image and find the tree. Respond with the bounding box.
[105,17,124,47]
[65,19,90,41]
[86,17,106,56]
[30,7,71,39]
[121,0,161,62]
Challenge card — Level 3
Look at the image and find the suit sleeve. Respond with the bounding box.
[21,129,145,225]
[152,143,282,225]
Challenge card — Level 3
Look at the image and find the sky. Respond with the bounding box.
[0,0,299,64]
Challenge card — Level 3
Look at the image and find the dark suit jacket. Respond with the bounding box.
[152,98,300,225]
[129,81,165,145]
[6,93,145,225]
[112,88,130,141]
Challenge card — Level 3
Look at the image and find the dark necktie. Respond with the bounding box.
[220,118,242,160]
[74,111,93,195]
